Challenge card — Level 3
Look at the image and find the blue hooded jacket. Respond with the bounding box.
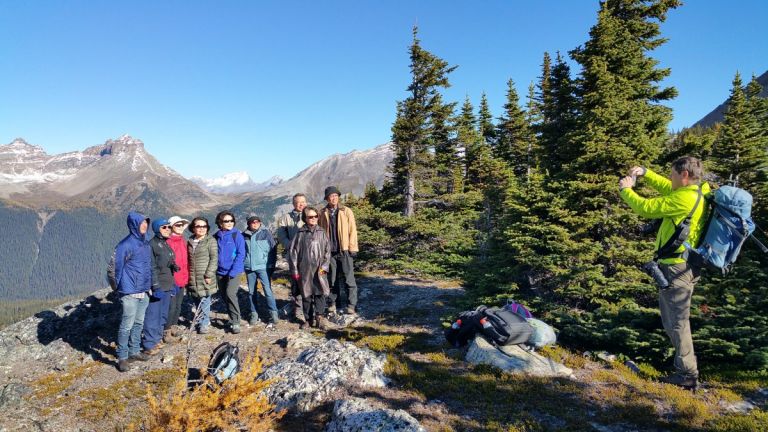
[243,226,277,271]
[114,211,152,295]
[214,228,246,277]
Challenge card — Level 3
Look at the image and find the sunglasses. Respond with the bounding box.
[193,225,208,229]
[160,225,171,229]
[173,222,186,227]
[306,215,319,219]
[221,219,235,223]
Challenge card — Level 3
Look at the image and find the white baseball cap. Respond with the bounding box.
[168,216,190,226]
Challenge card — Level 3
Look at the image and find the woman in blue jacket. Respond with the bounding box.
[214,211,246,334]
[243,215,279,327]
[113,211,152,372]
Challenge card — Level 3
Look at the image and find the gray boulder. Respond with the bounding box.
[261,339,388,413]
[465,336,573,378]
[326,398,425,432]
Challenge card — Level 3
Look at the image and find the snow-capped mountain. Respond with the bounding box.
[0,135,223,212]
[191,172,284,194]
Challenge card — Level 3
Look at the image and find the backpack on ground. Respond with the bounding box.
[208,342,241,384]
[686,186,768,274]
[479,306,534,347]
[503,301,533,319]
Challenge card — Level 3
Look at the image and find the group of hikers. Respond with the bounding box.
[111,186,358,372]
[110,157,715,390]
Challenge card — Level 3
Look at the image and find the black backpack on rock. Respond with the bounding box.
[479,306,533,346]
[444,305,533,348]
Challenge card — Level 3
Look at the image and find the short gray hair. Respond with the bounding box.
[672,156,703,183]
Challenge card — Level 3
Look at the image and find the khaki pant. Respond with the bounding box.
[659,262,701,377]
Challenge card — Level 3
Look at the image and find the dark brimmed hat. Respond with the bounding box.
[324,186,341,199]
[246,215,261,224]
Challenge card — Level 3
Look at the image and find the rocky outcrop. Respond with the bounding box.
[260,339,388,413]
[326,398,425,432]
[465,336,573,378]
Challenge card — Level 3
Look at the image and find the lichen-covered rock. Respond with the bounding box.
[261,339,387,413]
[326,398,425,432]
[465,336,573,378]
[0,383,31,409]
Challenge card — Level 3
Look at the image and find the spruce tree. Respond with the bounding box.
[388,27,457,217]
[495,79,534,177]
[555,0,680,305]
[539,52,579,175]
[711,72,764,190]
[478,93,496,146]
[432,94,460,195]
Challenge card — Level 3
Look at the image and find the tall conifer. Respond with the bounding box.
[495,79,534,177]
[388,27,456,217]
[478,93,496,146]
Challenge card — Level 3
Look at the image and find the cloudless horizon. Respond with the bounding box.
[1,1,766,181]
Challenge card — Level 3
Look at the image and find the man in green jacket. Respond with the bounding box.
[619,156,710,389]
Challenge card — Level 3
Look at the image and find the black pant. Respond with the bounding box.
[217,274,242,325]
[301,294,326,322]
[165,287,185,329]
[328,251,357,309]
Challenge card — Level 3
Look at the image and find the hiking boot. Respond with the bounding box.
[315,315,336,331]
[163,329,181,344]
[197,325,210,335]
[265,322,276,331]
[326,304,337,315]
[129,352,151,363]
[117,359,131,372]
[231,324,241,334]
[144,345,162,357]
[344,306,357,315]
[249,316,260,326]
[660,373,699,390]
[299,321,309,330]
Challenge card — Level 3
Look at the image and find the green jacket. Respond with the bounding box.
[620,168,711,264]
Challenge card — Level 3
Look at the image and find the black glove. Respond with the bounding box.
[169,263,181,273]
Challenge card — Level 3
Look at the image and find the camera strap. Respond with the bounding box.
[654,186,703,261]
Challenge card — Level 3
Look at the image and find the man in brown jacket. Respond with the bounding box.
[318,186,359,314]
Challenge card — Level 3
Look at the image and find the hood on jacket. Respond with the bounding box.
[127,211,150,241]
[152,218,170,238]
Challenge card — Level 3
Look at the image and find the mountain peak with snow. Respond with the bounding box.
[191,172,284,194]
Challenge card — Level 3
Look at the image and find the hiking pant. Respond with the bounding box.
[116,293,149,360]
[660,262,701,377]
[218,274,242,326]
[301,294,326,323]
[165,286,184,330]
[328,251,357,310]
[195,294,212,330]
[291,278,304,319]
[246,269,279,323]
[143,290,172,350]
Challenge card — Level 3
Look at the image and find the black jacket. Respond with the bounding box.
[150,236,177,291]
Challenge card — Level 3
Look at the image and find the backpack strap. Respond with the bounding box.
[655,186,703,260]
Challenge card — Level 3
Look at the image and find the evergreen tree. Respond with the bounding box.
[432,94,460,195]
[711,72,764,189]
[539,52,579,175]
[495,79,534,177]
[553,0,680,305]
[458,97,485,189]
[478,92,496,145]
[388,27,457,217]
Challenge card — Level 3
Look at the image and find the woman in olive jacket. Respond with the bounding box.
[187,217,218,334]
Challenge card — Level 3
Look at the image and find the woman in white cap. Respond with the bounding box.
[164,215,190,341]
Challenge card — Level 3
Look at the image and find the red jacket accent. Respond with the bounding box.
[167,234,190,288]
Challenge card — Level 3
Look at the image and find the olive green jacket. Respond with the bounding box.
[187,235,218,298]
[620,168,711,264]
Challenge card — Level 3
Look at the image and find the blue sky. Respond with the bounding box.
[1,1,765,181]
